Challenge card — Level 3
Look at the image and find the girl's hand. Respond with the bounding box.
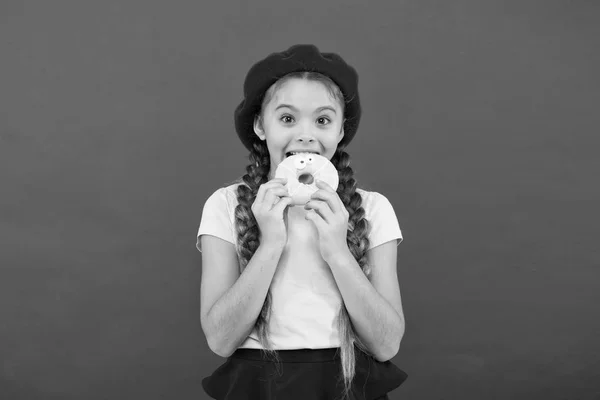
[304,179,350,262]
[252,178,293,248]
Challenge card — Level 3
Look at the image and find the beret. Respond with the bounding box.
[234,44,361,152]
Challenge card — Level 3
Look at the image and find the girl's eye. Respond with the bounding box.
[281,115,294,124]
[281,115,331,125]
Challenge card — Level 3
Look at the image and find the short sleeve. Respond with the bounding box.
[195,188,235,253]
[366,192,403,251]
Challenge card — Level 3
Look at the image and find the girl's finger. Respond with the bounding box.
[257,181,287,206]
[305,200,333,223]
[310,189,339,214]
[305,209,324,227]
[273,196,293,213]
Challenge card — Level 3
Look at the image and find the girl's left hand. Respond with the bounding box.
[304,179,350,262]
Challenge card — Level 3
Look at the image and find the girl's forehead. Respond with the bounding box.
[271,79,340,109]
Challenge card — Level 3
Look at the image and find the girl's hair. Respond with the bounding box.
[232,71,374,399]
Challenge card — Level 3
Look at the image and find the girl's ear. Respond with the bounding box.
[253,116,266,141]
[337,124,345,144]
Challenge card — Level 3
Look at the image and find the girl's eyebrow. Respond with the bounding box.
[275,104,337,114]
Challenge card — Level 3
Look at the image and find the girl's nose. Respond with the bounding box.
[295,121,316,143]
[296,135,316,144]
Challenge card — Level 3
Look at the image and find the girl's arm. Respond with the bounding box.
[201,236,285,358]
[325,243,405,362]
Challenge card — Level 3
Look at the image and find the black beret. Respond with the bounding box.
[234,44,361,152]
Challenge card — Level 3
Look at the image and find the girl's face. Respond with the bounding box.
[254,78,345,180]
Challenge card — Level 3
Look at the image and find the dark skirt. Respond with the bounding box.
[202,345,408,400]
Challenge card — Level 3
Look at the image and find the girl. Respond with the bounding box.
[196,44,408,400]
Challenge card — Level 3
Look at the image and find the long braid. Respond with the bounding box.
[234,141,270,269]
[233,140,282,367]
[331,147,374,400]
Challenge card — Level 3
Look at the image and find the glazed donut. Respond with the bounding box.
[275,153,339,206]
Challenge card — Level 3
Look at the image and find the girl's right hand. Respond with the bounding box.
[251,178,293,247]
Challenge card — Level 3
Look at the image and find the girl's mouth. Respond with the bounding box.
[285,151,320,158]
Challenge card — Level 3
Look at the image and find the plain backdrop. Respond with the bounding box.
[1,1,599,399]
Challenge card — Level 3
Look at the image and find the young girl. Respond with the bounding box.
[196,44,408,400]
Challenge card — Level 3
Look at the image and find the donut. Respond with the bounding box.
[275,153,339,206]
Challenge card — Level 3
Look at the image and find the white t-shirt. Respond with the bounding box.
[196,182,403,350]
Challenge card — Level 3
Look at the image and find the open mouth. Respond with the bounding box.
[285,151,320,158]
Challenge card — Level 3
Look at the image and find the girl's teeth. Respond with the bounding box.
[285,151,318,158]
